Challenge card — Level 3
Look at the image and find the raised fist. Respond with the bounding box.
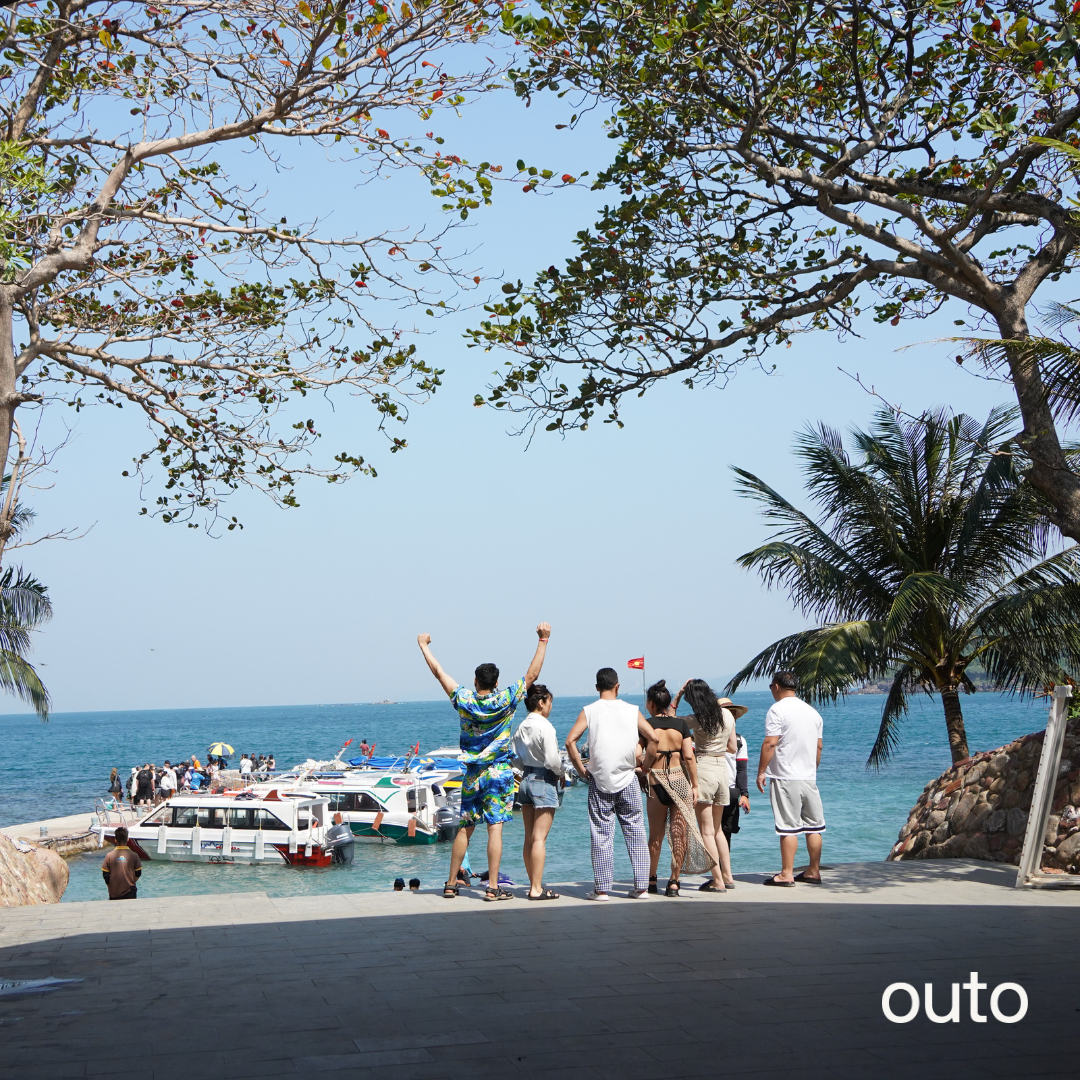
[537,622,552,641]
[417,633,432,647]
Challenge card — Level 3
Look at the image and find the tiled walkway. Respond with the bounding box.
[0,860,1077,1080]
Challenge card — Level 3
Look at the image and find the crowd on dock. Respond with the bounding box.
[108,753,277,807]
[419,622,826,901]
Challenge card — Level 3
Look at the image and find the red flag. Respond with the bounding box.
[627,657,645,670]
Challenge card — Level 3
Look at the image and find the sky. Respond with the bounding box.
[3,55,1064,713]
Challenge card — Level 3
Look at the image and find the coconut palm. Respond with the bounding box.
[725,406,1080,767]
[0,564,51,719]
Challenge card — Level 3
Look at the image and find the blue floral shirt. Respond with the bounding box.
[452,678,527,766]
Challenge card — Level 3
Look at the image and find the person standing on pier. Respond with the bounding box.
[102,826,142,900]
[757,671,826,886]
[565,667,657,900]
[512,683,564,900]
[417,623,552,902]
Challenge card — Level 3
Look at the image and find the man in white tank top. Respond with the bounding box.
[566,667,657,900]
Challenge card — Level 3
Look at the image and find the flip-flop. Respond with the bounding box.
[698,881,726,892]
[527,888,560,901]
[794,872,823,884]
[763,876,796,888]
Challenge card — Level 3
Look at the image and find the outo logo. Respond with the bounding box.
[882,973,1028,1024]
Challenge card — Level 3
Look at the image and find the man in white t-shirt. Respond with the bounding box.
[159,761,177,801]
[565,667,657,900]
[756,671,825,886]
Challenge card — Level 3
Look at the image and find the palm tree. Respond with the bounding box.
[725,406,1080,767]
[0,564,51,720]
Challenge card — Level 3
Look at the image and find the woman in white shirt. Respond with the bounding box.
[512,683,564,900]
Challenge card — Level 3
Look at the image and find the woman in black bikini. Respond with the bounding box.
[641,680,713,896]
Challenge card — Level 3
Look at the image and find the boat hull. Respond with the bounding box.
[347,822,439,845]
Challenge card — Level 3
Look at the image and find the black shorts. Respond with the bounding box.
[109,886,138,900]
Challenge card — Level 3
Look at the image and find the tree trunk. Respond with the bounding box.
[941,687,970,764]
[0,289,19,543]
[997,304,1080,543]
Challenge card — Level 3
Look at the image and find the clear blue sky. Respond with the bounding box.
[6,73,1055,713]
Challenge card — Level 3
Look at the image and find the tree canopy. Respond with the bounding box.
[726,406,1080,766]
[2,0,502,533]
[472,0,1080,540]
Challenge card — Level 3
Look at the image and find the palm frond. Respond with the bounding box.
[866,665,916,770]
[0,566,51,629]
[953,335,1080,428]
[726,622,887,705]
[0,650,49,720]
[882,572,968,646]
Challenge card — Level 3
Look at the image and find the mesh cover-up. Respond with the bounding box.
[650,767,716,876]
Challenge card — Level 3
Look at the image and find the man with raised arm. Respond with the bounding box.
[417,623,552,901]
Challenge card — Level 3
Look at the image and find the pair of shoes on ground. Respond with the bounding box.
[763,871,823,888]
[586,888,649,901]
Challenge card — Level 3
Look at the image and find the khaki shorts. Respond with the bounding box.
[696,756,730,806]
[769,778,826,835]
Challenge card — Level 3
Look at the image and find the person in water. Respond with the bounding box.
[641,679,713,896]
[512,683,564,900]
[417,623,551,902]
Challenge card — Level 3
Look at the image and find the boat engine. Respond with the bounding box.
[434,806,458,843]
[325,822,355,865]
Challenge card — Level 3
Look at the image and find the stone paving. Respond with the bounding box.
[0,860,1078,1080]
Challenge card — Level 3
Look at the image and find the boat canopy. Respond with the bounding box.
[346,755,462,771]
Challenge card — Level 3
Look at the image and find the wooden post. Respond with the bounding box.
[1016,685,1079,888]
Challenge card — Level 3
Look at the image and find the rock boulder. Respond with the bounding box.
[0,834,69,906]
[888,716,1080,873]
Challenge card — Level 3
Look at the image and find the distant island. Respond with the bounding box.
[853,665,997,695]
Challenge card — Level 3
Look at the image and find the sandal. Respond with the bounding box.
[442,882,459,899]
[484,886,514,902]
[665,880,681,897]
[698,881,726,892]
[527,888,560,901]
[648,876,658,894]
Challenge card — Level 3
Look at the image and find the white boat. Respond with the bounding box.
[90,790,354,867]
[256,770,459,845]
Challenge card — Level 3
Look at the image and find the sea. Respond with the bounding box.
[0,690,1048,902]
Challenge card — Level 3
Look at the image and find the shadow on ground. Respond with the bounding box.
[0,893,1075,1080]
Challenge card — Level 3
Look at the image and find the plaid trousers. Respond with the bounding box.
[587,778,650,893]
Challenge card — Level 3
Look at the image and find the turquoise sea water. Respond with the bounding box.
[0,690,1048,902]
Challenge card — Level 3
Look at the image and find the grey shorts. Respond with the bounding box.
[517,767,563,809]
[769,778,826,836]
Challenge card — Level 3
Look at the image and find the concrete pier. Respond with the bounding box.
[0,860,1077,1080]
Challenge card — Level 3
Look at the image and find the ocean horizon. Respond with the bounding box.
[0,689,1049,902]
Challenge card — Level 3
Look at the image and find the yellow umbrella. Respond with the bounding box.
[207,742,234,757]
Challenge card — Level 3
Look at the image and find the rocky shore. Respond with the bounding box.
[0,835,69,906]
[888,717,1080,871]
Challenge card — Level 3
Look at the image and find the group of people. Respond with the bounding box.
[419,623,826,901]
[108,753,277,807]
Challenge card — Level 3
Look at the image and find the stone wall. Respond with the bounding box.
[888,716,1080,871]
[0,835,69,906]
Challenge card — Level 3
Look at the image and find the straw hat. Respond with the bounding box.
[717,697,749,720]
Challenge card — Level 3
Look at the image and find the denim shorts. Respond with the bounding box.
[517,767,563,809]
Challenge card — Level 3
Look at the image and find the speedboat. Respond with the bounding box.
[89,790,354,867]
[254,770,459,845]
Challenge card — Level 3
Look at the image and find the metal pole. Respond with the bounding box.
[1016,684,1073,887]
